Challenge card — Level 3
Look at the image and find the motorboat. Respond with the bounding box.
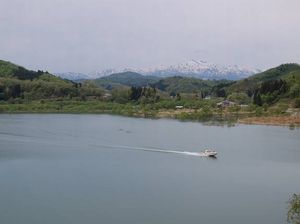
[203,149,218,157]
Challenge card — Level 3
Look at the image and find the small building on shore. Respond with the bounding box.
[217,100,236,108]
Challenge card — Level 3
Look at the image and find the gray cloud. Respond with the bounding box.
[0,0,299,72]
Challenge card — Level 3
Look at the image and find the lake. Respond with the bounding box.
[0,114,300,224]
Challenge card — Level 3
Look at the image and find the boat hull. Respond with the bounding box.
[203,150,218,157]
[205,153,217,157]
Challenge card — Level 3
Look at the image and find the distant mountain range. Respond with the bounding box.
[134,60,260,80]
[1,58,299,108]
[54,72,90,81]
[55,60,260,81]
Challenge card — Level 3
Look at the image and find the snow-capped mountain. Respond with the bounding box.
[56,60,260,81]
[134,60,260,80]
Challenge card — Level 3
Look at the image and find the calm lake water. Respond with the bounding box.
[0,114,300,224]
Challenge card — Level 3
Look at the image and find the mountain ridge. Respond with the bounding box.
[94,71,159,90]
[134,60,260,80]
[54,72,90,81]
[56,60,260,81]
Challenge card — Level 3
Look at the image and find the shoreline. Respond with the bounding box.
[238,115,300,127]
[1,100,300,127]
[1,109,300,127]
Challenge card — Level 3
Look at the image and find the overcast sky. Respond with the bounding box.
[0,0,299,73]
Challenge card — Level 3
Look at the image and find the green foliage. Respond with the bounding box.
[266,103,289,115]
[228,78,257,97]
[255,106,264,116]
[2,59,300,122]
[228,105,241,115]
[129,86,144,101]
[255,79,289,105]
[0,60,44,80]
[152,76,232,94]
[226,64,300,106]
[0,60,19,77]
[287,194,300,224]
[227,92,251,104]
[294,98,300,108]
[253,91,263,106]
[129,86,158,104]
[79,81,104,97]
[153,100,178,109]
[0,60,105,101]
[111,87,130,104]
[289,84,300,98]
[176,106,213,121]
[252,64,300,81]
[94,71,159,89]
[229,63,300,102]
[211,81,235,97]
[260,79,288,95]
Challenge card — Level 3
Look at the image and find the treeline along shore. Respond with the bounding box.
[1,60,300,126]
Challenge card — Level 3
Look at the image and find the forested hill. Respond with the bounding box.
[94,71,159,89]
[1,60,300,108]
[225,63,300,105]
[0,60,103,101]
[90,63,300,106]
[228,63,300,91]
[250,63,300,81]
[0,60,45,80]
[151,76,233,94]
[93,71,233,95]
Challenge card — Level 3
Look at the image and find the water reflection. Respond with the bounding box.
[0,114,299,224]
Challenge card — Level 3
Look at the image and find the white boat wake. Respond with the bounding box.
[90,144,207,157]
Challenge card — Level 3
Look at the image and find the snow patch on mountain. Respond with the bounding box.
[56,60,260,81]
[134,60,260,80]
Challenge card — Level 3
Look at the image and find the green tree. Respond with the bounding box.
[294,98,300,108]
[112,88,130,104]
[287,194,300,224]
[227,92,251,104]
[289,84,300,98]
[176,93,181,101]
[253,91,263,106]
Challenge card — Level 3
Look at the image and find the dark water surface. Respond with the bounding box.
[0,114,300,224]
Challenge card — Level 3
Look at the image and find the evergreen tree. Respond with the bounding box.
[253,91,263,106]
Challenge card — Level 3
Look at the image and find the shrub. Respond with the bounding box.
[287,194,300,224]
[294,98,300,108]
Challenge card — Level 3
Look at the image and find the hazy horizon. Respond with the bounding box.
[1,0,300,73]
